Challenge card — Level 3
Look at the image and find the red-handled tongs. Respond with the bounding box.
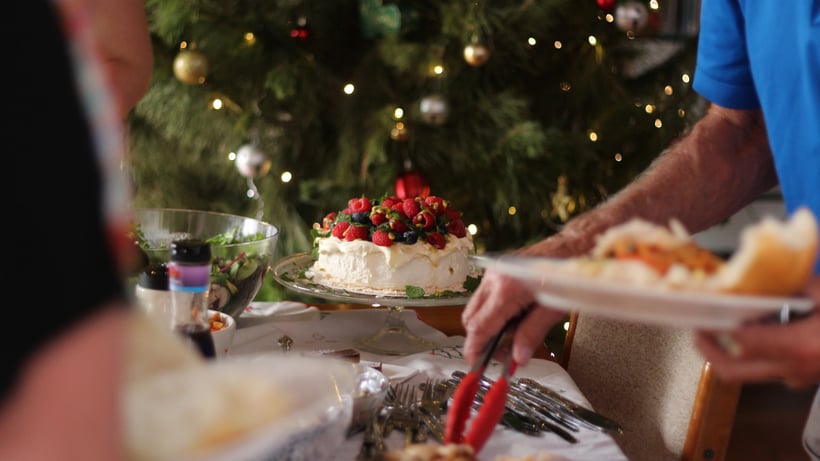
[444,310,529,453]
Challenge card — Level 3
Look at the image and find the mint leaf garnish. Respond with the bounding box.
[405,286,425,298]
[463,275,481,291]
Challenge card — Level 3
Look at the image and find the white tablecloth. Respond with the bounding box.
[230,304,628,461]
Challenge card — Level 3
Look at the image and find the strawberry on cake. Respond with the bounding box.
[306,194,475,296]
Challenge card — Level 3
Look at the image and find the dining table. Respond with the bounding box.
[229,301,629,461]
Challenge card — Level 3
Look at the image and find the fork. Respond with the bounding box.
[357,410,386,461]
[418,378,447,416]
[386,382,420,446]
[415,379,446,442]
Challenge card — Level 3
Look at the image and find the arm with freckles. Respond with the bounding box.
[462,104,779,366]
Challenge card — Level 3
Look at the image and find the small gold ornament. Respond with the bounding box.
[463,41,490,67]
[173,49,209,84]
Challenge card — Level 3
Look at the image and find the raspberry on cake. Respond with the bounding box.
[307,194,475,296]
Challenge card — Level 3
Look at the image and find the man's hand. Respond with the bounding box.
[694,276,820,389]
[462,269,565,367]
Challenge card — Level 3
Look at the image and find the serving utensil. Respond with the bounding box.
[513,377,623,434]
[450,371,578,444]
[446,370,622,438]
[445,312,527,453]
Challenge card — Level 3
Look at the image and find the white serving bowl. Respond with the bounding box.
[208,310,236,358]
[125,355,356,461]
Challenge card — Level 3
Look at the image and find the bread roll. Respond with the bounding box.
[711,207,819,295]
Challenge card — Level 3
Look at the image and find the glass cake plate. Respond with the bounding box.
[272,253,477,355]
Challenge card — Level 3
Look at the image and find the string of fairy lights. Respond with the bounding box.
[169,0,699,232]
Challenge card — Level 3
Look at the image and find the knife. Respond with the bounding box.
[513,377,623,434]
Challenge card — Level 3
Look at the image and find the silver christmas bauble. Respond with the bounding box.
[235,144,272,178]
[615,1,649,33]
[419,94,449,126]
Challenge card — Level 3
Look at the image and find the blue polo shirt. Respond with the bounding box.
[693,0,820,273]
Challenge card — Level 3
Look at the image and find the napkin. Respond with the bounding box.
[237,301,320,327]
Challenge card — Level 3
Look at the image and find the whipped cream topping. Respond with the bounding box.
[307,234,474,296]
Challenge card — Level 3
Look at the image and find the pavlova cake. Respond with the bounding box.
[307,194,476,296]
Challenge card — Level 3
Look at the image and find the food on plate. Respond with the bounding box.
[307,194,477,296]
[376,443,478,461]
[546,207,819,296]
[124,310,293,461]
[376,443,568,461]
[124,363,293,461]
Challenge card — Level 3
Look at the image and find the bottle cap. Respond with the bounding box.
[138,263,169,290]
[170,239,212,263]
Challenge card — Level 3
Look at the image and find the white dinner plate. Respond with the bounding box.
[473,255,815,330]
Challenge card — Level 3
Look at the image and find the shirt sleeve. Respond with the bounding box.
[692,0,760,109]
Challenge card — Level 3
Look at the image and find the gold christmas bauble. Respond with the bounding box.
[463,43,490,67]
[173,49,209,84]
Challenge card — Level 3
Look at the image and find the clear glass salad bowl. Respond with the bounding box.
[132,208,280,319]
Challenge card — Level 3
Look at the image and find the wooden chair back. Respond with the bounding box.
[560,312,741,461]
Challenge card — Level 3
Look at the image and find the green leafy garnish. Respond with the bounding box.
[463,275,481,292]
[206,227,265,245]
[405,286,425,299]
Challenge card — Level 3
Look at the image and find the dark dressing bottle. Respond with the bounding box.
[168,239,216,359]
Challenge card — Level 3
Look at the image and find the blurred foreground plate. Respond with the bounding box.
[126,355,356,461]
[474,255,814,329]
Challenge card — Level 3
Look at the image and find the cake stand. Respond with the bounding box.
[271,253,474,355]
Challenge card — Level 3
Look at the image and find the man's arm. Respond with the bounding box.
[522,104,779,258]
[463,103,780,366]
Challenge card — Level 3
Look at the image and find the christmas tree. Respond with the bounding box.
[130,0,702,301]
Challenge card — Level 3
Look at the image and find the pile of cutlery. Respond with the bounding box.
[353,373,622,459]
[448,370,623,442]
[354,379,449,460]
